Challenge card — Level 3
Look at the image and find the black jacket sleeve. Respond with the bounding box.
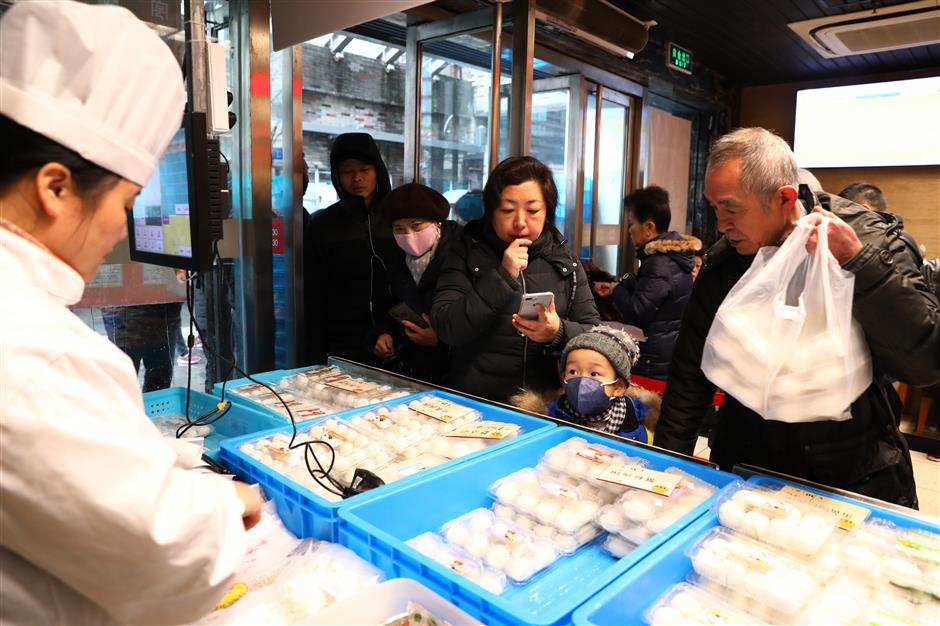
[653,273,721,455]
[843,221,940,386]
[557,264,601,345]
[611,257,672,327]
[431,242,519,348]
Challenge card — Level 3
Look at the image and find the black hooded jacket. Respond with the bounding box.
[654,194,940,507]
[611,231,700,380]
[303,134,396,365]
[432,219,600,403]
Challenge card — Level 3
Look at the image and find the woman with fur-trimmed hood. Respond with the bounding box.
[595,186,701,380]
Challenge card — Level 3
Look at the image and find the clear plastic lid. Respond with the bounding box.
[644,582,766,626]
[280,367,413,410]
[405,532,507,595]
[686,526,822,615]
[797,571,940,626]
[838,520,940,596]
[713,481,838,555]
[537,437,646,491]
[601,467,719,540]
[488,468,602,534]
[440,508,559,584]
[601,534,637,559]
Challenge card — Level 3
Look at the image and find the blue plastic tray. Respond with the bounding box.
[219,389,555,542]
[336,426,736,626]
[212,369,292,419]
[571,475,940,626]
[142,387,284,463]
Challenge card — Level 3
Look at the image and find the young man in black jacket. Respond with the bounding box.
[303,133,396,365]
[654,127,940,508]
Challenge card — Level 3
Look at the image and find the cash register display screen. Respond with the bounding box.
[131,129,192,258]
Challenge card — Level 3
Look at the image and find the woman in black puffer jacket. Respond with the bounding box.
[431,157,600,404]
[599,186,700,381]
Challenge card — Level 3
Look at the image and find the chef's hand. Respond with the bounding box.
[593,281,616,297]
[234,481,263,530]
[805,207,863,265]
[502,238,531,279]
[402,315,438,347]
[373,333,395,359]
[512,301,561,344]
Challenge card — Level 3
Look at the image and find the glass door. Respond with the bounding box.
[583,84,630,276]
[530,75,583,246]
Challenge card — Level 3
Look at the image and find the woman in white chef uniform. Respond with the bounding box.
[0,2,263,624]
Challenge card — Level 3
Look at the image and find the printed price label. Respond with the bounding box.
[322,374,380,394]
[302,366,341,381]
[366,412,396,430]
[596,464,682,496]
[490,523,522,545]
[447,421,520,439]
[442,553,477,577]
[726,542,774,573]
[324,429,352,444]
[779,485,870,531]
[542,480,580,501]
[293,407,327,419]
[410,397,473,423]
[576,445,616,465]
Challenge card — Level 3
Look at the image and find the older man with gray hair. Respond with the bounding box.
[654,127,940,508]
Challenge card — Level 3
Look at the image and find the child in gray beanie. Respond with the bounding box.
[547,325,650,442]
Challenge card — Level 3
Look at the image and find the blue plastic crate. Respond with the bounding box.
[336,426,736,626]
[212,370,292,420]
[142,387,285,463]
[571,477,940,626]
[220,390,556,542]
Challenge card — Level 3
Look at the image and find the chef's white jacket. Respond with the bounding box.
[0,228,247,624]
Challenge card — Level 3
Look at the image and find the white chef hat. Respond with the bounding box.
[0,0,186,187]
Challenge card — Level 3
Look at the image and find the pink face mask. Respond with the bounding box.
[395,223,439,257]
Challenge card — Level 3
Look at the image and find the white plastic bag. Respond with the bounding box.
[701,215,872,423]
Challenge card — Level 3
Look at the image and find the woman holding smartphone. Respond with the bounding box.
[432,157,599,403]
[372,183,461,383]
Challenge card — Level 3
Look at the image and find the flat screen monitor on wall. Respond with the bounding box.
[793,76,940,168]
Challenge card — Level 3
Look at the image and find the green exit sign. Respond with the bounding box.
[667,42,693,75]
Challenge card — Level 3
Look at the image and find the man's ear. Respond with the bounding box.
[776,185,799,214]
[33,162,79,219]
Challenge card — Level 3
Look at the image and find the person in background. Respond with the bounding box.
[594,186,701,381]
[691,250,703,281]
[838,181,927,273]
[0,2,261,623]
[101,303,183,391]
[582,259,623,322]
[432,156,600,404]
[655,127,940,507]
[372,183,461,383]
[304,133,396,366]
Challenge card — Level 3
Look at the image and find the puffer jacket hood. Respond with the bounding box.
[329,133,392,211]
[639,232,701,273]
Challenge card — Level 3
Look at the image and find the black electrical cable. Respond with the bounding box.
[184,243,347,497]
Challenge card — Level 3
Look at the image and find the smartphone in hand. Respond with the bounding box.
[389,302,429,328]
[517,292,554,320]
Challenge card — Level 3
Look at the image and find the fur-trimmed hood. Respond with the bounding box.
[642,233,702,256]
[509,385,662,440]
[638,231,700,274]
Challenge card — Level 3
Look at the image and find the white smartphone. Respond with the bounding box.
[518,291,554,320]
